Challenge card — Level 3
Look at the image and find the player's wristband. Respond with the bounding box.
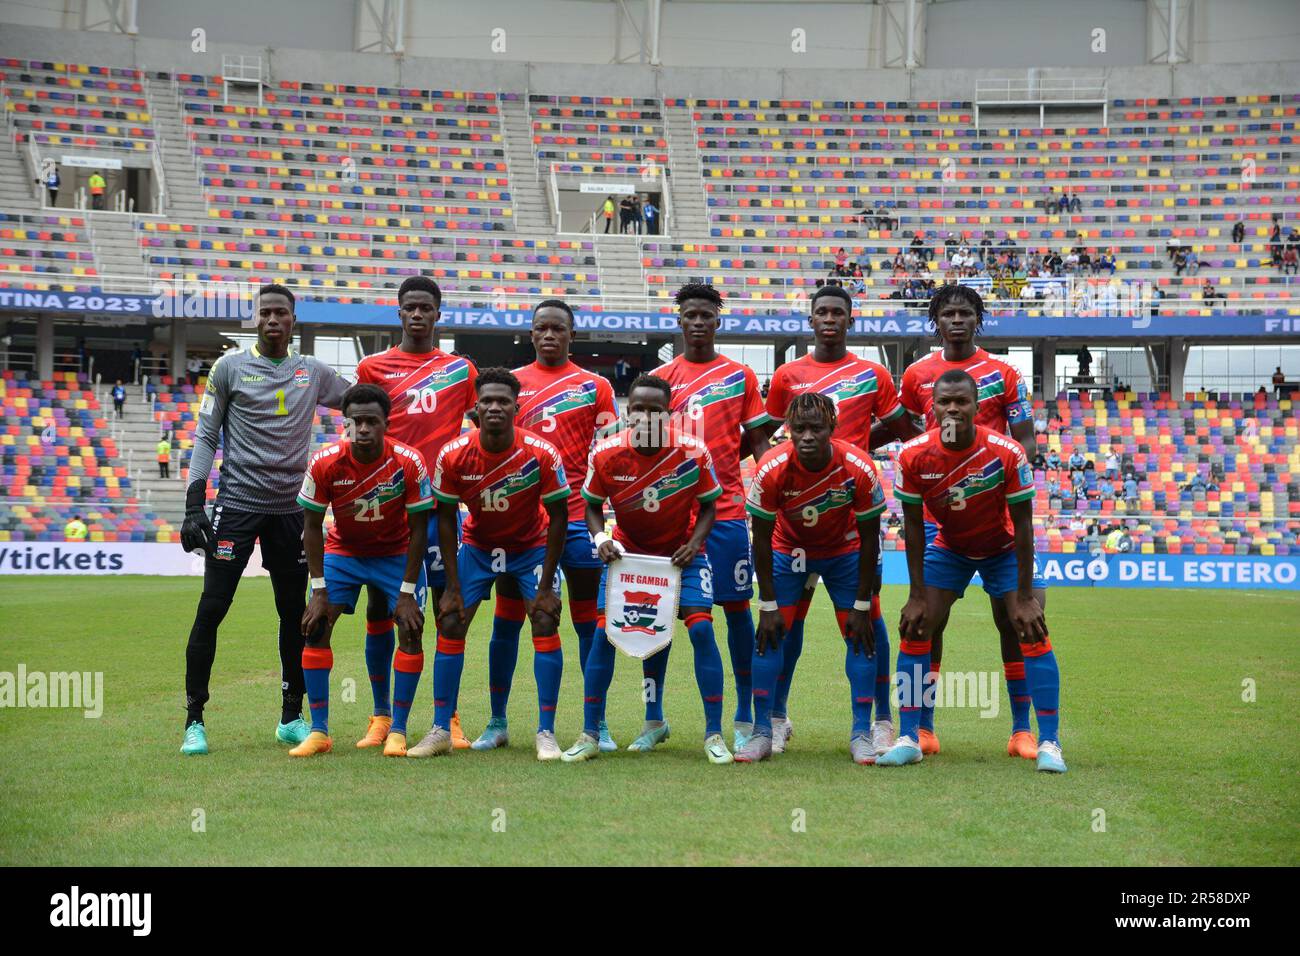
[853,599,872,612]
[758,599,779,613]
[310,577,327,591]
[399,580,417,595]
[593,531,612,549]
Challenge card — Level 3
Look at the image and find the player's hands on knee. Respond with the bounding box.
[180,508,216,555]
[899,596,927,642]
[437,588,466,636]
[530,587,561,633]
[301,589,329,638]
[670,542,700,569]
[845,608,875,656]
[1005,591,1047,644]
[393,593,424,637]
[755,609,785,655]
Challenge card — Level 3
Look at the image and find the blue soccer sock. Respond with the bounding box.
[750,633,784,737]
[532,633,563,733]
[722,601,755,724]
[571,599,599,678]
[896,638,932,743]
[686,612,725,737]
[301,646,332,734]
[391,650,423,735]
[1020,639,1061,744]
[919,660,939,733]
[488,596,526,719]
[1004,660,1033,734]
[771,594,811,717]
[837,609,876,737]
[583,628,617,737]
[364,618,395,717]
[642,644,669,723]
[870,597,892,724]
[432,634,465,729]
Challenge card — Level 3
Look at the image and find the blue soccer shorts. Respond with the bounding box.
[424,504,463,592]
[323,552,428,617]
[457,543,558,609]
[597,551,714,613]
[923,520,1046,591]
[562,520,603,570]
[705,518,754,603]
[773,549,860,611]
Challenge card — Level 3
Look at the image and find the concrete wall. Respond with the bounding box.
[927,0,1147,69]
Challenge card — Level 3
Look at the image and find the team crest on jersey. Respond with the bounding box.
[975,371,1006,403]
[825,371,878,402]
[685,371,746,408]
[215,539,235,561]
[293,367,310,388]
[948,460,1005,504]
[610,591,668,636]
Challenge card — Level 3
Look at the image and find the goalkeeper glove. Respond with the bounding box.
[180,481,216,555]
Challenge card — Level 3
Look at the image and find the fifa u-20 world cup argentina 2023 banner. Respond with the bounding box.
[2,286,1299,339]
[0,542,1297,591]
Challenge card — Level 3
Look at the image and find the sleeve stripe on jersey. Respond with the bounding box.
[742,411,773,429]
[894,488,923,504]
[406,498,435,513]
[880,404,905,421]
[297,495,327,513]
[855,502,887,521]
[580,488,606,505]
[542,488,570,504]
[432,488,460,505]
[745,501,777,520]
[1005,488,1036,503]
[697,485,723,503]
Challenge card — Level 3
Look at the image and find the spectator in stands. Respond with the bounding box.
[1069,192,1082,214]
[1034,411,1049,438]
[1044,189,1058,215]
[1123,473,1139,509]
[1242,417,1259,440]
[1104,448,1120,479]
[89,170,106,210]
[64,514,88,542]
[1098,476,1115,499]
[1068,449,1087,477]
[1045,448,1062,471]
[1173,248,1189,276]
[1046,476,1063,508]
[835,247,848,271]
[1084,522,1102,554]
[910,231,929,262]
[157,435,171,479]
[642,196,658,235]
[1273,366,1287,397]
[1077,345,1093,380]
[1269,219,1282,266]
[1186,249,1200,276]
[186,355,202,387]
[1232,219,1245,244]
[1202,279,1221,308]
[1283,245,1299,276]
[761,378,770,400]
[111,379,126,419]
[1166,236,1180,262]
[619,196,634,234]
[631,195,644,235]
[603,196,615,233]
[1150,286,1165,317]
[1092,249,1114,276]
[1071,470,1087,502]
[40,163,60,206]
[1064,248,1080,275]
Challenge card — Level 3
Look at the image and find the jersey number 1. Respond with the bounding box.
[274,389,287,416]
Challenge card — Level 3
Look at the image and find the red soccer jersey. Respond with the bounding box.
[746,438,887,559]
[513,360,619,523]
[893,425,1036,559]
[900,347,1033,433]
[582,428,723,557]
[653,353,770,520]
[355,347,478,472]
[765,352,904,449]
[430,428,569,551]
[297,436,434,558]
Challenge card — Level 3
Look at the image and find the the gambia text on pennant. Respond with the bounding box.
[603,552,682,659]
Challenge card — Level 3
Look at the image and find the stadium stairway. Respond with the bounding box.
[594,234,645,301]
[143,73,211,222]
[663,102,709,236]
[86,210,147,290]
[0,145,37,210]
[499,94,554,232]
[110,383,186,517]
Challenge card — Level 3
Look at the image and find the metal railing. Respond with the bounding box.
[975,76,1108,104]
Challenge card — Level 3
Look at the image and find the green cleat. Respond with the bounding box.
[733,721,754,752]
[471,717,509,751]
[704,733,734,764]
[597,720,618,752]
[181,721,208,756]
[626,720,671,752]
[561,732,601,762]
[276,718,311,746]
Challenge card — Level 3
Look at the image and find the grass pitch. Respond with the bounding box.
[0,577,1296,866]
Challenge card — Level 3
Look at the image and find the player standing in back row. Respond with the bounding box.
[179,283,350,755]
[653,283,771,751]
[883,283,1044,759]
[762,285,920,757]
[354,276,477,750]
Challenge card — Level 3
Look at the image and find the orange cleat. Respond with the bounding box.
[918,728,941,755]
[289,730,333,757]
[356,714,392,749]
[1007,730,1038,759]
[450,711,471,750]
[383,731,407,757]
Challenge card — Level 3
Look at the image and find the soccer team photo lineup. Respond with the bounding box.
[0,0,1297,884]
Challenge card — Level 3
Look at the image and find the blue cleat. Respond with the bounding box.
[181,721,209,755]
[597,720,618,753]
[1036,740,1067,774]
[627,720,670,752]
[733,721,754,752]
[471,716,509,751]
[276,718,311,746]
[875,735,923,767]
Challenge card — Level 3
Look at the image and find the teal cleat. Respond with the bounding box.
[561,732,601,763]
[181,721,209,756]
[597,720,618,753]
[875,735,923,767]
[733,721,754,752]
[276,718,311,746]
[471,717,509,751]
[1036,740,1068,774]
[626,720,670,752]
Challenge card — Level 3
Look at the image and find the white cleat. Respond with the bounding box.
[869,719,896,756]
[406,725,452,758]
[535,730,563,761]
[771,715,793,754]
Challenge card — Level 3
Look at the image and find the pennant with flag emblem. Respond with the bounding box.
[603,552,681,659]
